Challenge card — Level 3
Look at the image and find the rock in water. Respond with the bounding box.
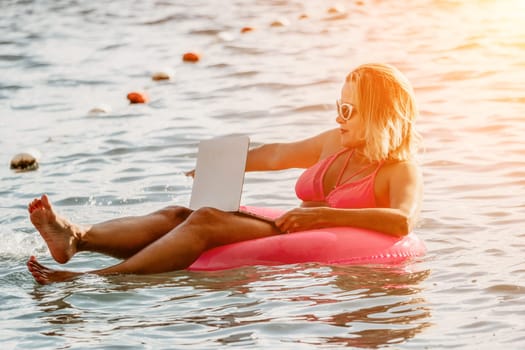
[10,151,40,172]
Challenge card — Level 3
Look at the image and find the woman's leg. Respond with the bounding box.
[27,207,280,284]
[28,195,192,263]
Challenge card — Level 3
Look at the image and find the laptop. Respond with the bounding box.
[189,135,275,224]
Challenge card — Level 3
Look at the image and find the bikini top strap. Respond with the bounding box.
[336,159,384,187]
[334,149,354,187]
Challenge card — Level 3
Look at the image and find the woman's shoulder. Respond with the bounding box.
[382,158,419,168]
[318,128,345,158]
[379,159,422,181]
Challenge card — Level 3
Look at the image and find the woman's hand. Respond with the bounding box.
[275,207,327,233]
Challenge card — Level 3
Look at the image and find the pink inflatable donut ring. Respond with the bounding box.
[188,206,426,271]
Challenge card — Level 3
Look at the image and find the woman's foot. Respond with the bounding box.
[28,194,82,264]
[27,256,82,284]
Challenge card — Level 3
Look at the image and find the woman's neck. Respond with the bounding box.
[348,147,373,165]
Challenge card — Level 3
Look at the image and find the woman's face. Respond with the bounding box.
[337,82,366,149]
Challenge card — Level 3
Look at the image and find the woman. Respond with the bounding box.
[27,63,423,284]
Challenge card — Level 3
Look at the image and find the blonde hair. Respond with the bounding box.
[346,63,420,162]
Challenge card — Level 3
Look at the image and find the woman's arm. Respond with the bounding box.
[245,128,340,171]
[275,161,423,236]
[185,129,340,178]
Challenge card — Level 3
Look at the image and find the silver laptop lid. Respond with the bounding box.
[189,135,250,211]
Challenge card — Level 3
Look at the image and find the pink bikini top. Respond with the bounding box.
[295,148,383,209]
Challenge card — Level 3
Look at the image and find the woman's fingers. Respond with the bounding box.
[275,209,302,233]
[276,207,322,233]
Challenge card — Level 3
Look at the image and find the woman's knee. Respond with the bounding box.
[156,205,193,225]
[182,207,230,246]
[184,207,226,227]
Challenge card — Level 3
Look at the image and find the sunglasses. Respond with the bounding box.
[336,99,355,121]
